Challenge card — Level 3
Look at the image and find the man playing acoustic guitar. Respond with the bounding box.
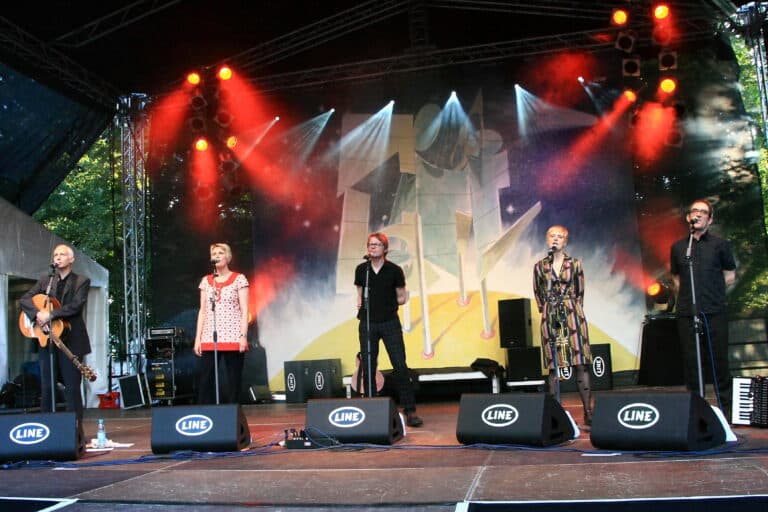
[21,244,92,419]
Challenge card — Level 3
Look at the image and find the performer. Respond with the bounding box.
[355,232,423,427]
[670,199,736,413]
[194,243,249,404]
[533,225,593,425]
[20,244,91,420]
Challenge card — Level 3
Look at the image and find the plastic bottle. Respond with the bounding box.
[96,418,107,448]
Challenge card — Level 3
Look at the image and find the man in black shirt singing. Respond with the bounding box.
[355,232,423,427]
[670,199,736,413]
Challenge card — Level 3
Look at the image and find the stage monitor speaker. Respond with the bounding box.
[0,412,84,462]
[456,393,575,446]
[590,391,726,451]
[151,404,251,454]
[637,316,685,386]
[498,298,532,349]
[117,373,150,409]
[305,397,403,444]
[559,343,613,392]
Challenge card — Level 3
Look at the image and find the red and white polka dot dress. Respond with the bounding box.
[198,272,249,351]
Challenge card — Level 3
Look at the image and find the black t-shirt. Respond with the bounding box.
[354,259,406,322]
[670,231,736,315]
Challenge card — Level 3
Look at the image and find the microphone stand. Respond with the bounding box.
[210,262,221,405]
[546,248,561,403]
[685,222,705,397]
[364,260,374,398]
[44,264,57,414]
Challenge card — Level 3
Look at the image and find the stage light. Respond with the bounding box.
[186,72,201,85]
[659,50,678,70]
[577,76,585,83]
[389,100,395,106]
[188,115,206,133]
[652,25,673,46]
[218,66,233,81]
[659,77,677,94]
[611,8,629,26]
[275,116,280,121]
[653,4,670,20]
[646,280,674,312]
[194,137,209,152]
[330,108,336,113]
[615,30,636,53]
[214,109,233,128]
[225,135,237,149]
[623,89,638,103]
[622,57,641,77]
[190,92,207,110]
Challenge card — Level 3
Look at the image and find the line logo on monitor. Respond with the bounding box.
[10,422,50,445]
[328,406,366,428]
[286,373,297,392]
[314,371,325,391]
[175,414,213,436]
[617,403,660,429]
[481,404,519,427]
[593,356,606,378]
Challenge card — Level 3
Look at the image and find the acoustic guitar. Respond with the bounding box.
[19,294,97,382]
[350,352,384,396]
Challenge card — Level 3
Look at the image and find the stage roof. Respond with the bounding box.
[0,0,743,212]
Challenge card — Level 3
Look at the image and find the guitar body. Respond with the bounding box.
[350,352,385,396]
[18,294,97,382]
[18,295,68,348]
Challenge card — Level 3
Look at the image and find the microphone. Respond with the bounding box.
[211,258,219,265]
[362,255,371,260]
[690,216,700,226]
[50,263,58,269]
[547,245,556,258]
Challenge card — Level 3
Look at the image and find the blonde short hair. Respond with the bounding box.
[210,243,233,263]
[546,225,569,241]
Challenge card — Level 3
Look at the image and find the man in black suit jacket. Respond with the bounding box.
[21,244,92,419]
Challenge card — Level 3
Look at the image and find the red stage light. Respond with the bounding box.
[186,72,201,85]
[194,137,209,151]
[653,4,670,20]
[659,77,677,94]
[218,66,233,81]
[225,135,237,149]
[611,8,629,26]
[623,89,638,103]
[647,282,662,296]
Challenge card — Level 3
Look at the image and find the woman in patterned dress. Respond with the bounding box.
[194,243,249,404]
[533,225,593,425]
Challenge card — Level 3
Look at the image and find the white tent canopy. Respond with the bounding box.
[0,196,109,408]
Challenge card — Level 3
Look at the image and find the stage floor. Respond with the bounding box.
[1,388,768,512]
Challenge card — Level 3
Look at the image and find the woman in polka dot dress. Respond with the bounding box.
[194,243,249,404]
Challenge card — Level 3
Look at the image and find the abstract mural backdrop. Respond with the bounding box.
[148,37,767,391]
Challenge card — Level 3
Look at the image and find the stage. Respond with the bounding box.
[1,388,768,512]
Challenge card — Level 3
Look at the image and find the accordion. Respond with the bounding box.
[732,376,768,427]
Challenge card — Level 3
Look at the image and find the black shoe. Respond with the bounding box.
[583,409,593,427]
[406,413,423,427]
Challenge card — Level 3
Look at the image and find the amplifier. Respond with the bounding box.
[148,326,184,338]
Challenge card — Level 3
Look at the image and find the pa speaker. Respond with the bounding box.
[456,393,575,446]
[498,298,532,348]
[505,346,542,381]
[590,391,726,451]
[151,404,251,454]
[0,412,84,462]
[559,343,613,392]
[305,397,403,444]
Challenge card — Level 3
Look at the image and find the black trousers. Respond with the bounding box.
[676,312,731,411]
[197,350,245,404]
[358,317,416,412]
[39,344,84,419]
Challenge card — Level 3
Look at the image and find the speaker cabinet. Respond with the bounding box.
[305,397,403,444]
[0,412,84,462]
[638,316,684,386]
[285,359,342,403]
[456,393,575,446]
[505,346,542,381]
[590,391,726,451]
[559,343,613,392]
[241,345,270,403]
[498,298,532,348]
[151,404,251,454]
[117,373,150,409]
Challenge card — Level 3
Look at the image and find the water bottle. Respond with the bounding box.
[96,418,107,448]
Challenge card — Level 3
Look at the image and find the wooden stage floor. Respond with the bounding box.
[1,389,768,512]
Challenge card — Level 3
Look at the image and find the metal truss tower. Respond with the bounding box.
[118,94,150,371]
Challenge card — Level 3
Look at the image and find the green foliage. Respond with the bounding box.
[33,127,124,350]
